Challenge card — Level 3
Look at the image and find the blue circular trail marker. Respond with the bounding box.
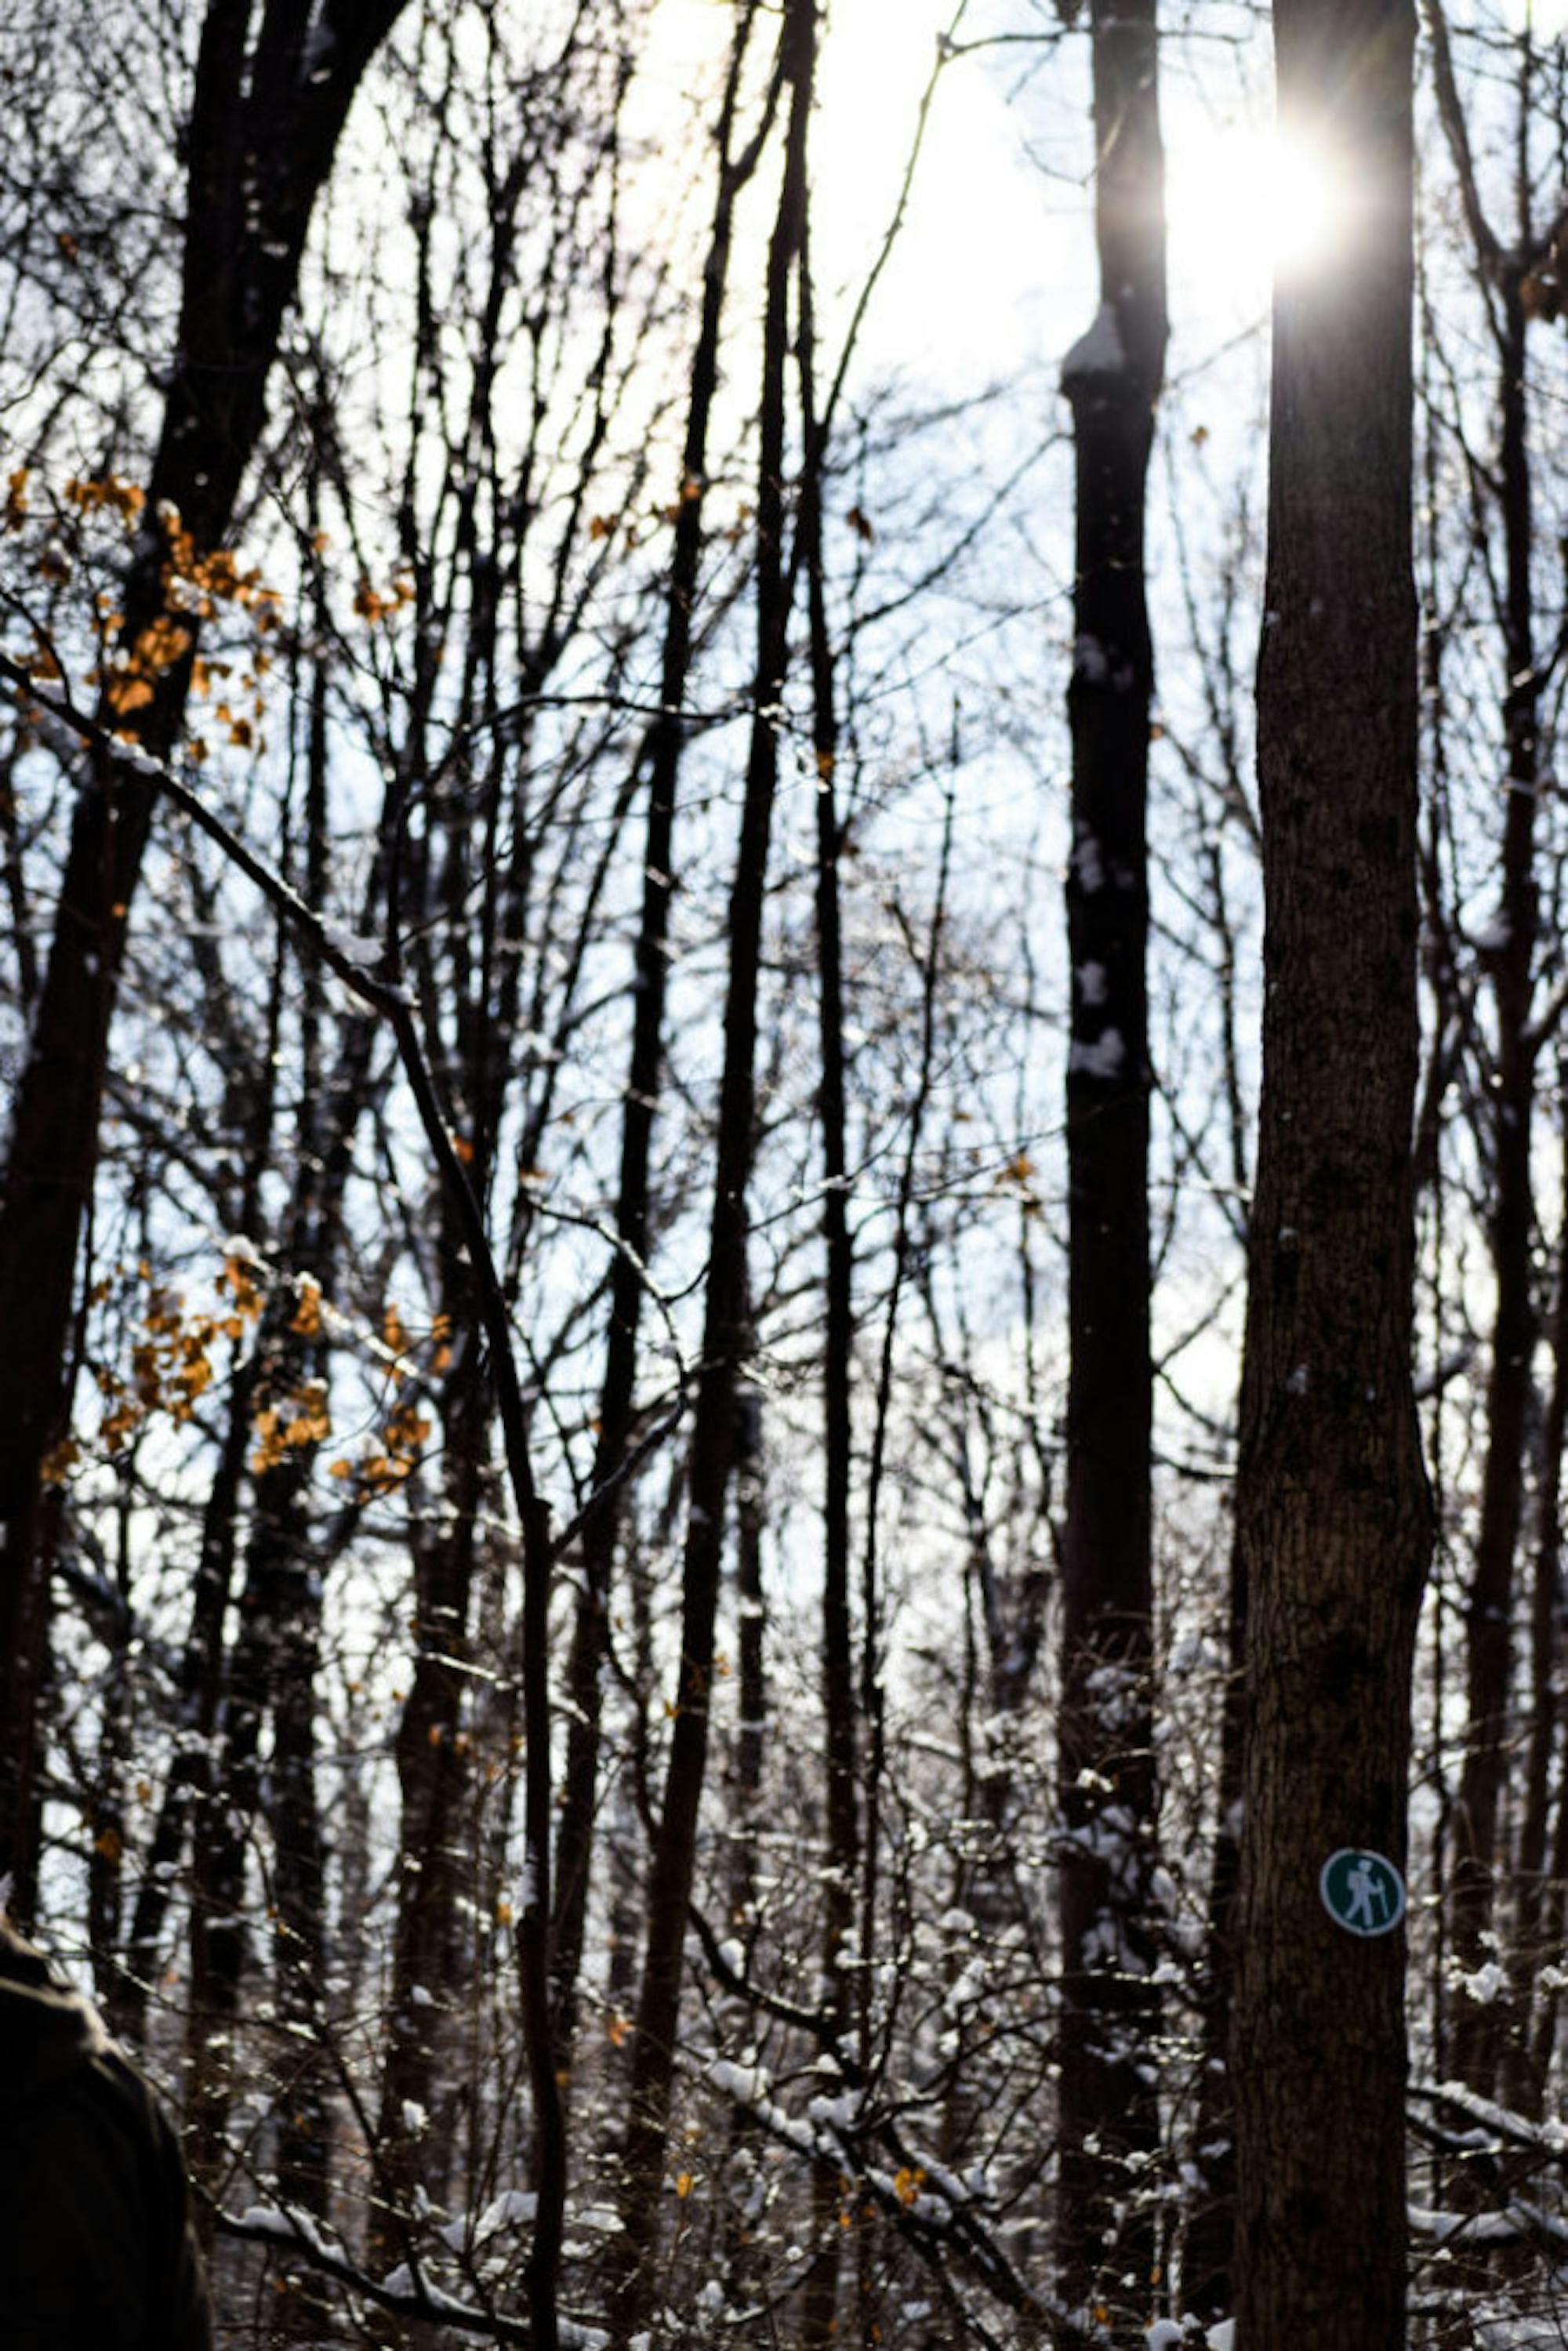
[1319,1849,1406,1938]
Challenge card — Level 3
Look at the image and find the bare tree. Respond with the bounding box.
[0,0,412,1915]
[611,5,816,2331]
[1054,0,1167,2317]
[1230,2,1432,2342]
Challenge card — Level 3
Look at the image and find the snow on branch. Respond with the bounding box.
[216,2203,608,2347]
[691,1903,1094,2343]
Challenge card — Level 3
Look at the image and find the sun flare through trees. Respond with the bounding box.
[4,1,1568,2347]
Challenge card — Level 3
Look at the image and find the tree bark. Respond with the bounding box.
[1054,0,1166,2318]
[0,0,410,1908]
[376,1317,491,2243]
[797,216,858,2351]
[1231,6,1431,2345]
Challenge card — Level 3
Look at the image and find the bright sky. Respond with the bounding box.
[636,0,1054,392]
[808,0,1056,387]
[1169,119,1348,322]
[639,0,1568,412]
[801,2,1342,380]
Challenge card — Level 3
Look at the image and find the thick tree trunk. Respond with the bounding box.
[1054,0,1165,2319]
[181,850,383,2243]
[0,0,410,1906]
[262,1488,335,2345]
[1231,5,1431,2344]
[1507,1286,1566,2117]
[720,1373,770,2313]
[185,1477,298,2235]
[117,1360,257,2045]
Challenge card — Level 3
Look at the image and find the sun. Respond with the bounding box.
[1169,120,1353,317]
[1261,129,1355,277]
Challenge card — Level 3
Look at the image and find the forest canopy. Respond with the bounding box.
[0,1,1566,2346]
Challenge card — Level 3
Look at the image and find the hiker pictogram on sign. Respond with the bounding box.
[1319,1849,1406,1938]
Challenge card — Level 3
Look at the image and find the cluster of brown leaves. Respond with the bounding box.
[43,1248,451,1503]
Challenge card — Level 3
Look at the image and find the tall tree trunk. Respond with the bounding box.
[1421,6,1547,2099]
[611,12,813,2331]
[117,1357,258,2046]
[720,1370,769,2311]
[1054,0,1166,2319]
[798,219,858,2351]
[1181,1540,1247,2324]
[1231,5,1431,2345]
[258,1447,336,2344]
[376,1294,491,2240]
[1513,1054,1568,2118]
[0,0,410,1909]
[1506,1247,1567,2117]
[185,1453,298,2237]
[548,0,775,2067]
[182,767,385,2236]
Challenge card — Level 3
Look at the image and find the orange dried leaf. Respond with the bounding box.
[290,1276,324,1337]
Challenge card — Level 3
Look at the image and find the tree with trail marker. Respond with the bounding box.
[1229,0,1432,2343]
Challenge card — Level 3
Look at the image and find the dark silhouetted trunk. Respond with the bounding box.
[611,10,812,2331]
[1512,1057,1568,2117]
[1230,5,1431,2346]
[549,0,776,2069]
[1424,5,1548,2102]
[797,219,857,2351]
[1054,0,1166,2317]
[376,1293,491,2237]
[0,0,411,1911]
